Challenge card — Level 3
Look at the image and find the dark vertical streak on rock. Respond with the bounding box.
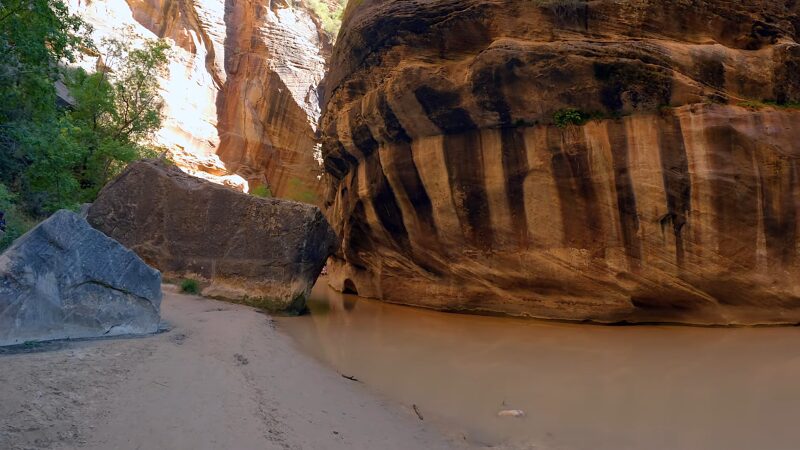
[324,155,349,180]
[367,157,412,254]
[344,202,372,270]
[758,152,798,267]
[387,143,444,275]
[350,117,379,158]
[413,86,492,249]
[390,144,438,244]
[414,86,477,134]
[377,94,412,144]
[471,58,523,127]
[705,127,759,268]
[376,95,443,273]
[657,115,692,266]
[348,120,410,254]
[443,132,493,249]
[547,128,602,251]
[343,173,370,271]
[339,142,360,168]
[323,125,357,179]
[500,129,530,248]
[607,121,641,269]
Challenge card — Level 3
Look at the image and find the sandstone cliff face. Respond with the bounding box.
[321,0,800,324]
[70,0,329,199]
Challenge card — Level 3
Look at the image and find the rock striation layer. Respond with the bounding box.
[88,160,338,312]
[320,0,800,324]
[69,0,330,199]
[0,211,162,346]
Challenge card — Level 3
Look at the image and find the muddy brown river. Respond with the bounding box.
[277,279,800,450]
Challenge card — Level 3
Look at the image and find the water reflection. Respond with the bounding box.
[277,278,800,449]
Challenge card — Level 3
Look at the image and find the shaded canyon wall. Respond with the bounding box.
[70,0,330,200]
[320,0,800,324]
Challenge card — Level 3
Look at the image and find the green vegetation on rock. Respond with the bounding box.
[0,183,36,251]
[251,185,273,198]
[552,108,609,128]
[553,108,590,128]
[738,100,800,110]
[0,1,169,249]
[304,0,347,38]
[286,177,318,204]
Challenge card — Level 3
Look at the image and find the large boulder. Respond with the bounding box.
[88,160,338,313]
[320,0,800,325]
[0,210,162,346]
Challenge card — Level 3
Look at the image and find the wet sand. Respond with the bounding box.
[0,285,467,450]
[278,280,800,450]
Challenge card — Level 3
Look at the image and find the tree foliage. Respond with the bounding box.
[304,0,346,38]
[0,1,169,248]
[0,0,87,123]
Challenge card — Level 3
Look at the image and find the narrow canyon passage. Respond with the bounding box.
[279,280,800,450]
[3,0,800,448]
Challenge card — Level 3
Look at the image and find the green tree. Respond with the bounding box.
[0,182,36,250]
[59,33,169,198]
[0,0,88,189]
[18,34,169,213]
[0,0,87,122]
[304,0,346,38]
[0,0,90,218]
[0,2,170,248]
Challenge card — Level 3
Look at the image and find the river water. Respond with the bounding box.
[277,278,800,450]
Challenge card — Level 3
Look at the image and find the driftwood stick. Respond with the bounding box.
[412,404,424,421]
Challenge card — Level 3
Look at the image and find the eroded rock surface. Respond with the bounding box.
[320,0,800,324]
[88,160,338,312]
[69,0,329,199]
[0,210,162,346]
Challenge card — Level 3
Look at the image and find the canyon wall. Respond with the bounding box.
[69,0,330,200]
[320,0,800,324]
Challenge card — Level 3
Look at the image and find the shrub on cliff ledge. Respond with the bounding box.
[553,108,590,128]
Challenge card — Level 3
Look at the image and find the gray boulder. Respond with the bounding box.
[0,210,162,346]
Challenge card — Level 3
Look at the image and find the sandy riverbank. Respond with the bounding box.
[0,286,471,450]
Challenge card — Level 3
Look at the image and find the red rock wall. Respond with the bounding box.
[73,0,331,200]
[320,0,800,324]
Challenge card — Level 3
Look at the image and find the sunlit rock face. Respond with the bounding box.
[69,0,330,198]
[320,0,800,325]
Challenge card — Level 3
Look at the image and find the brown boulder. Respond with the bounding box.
[320,0,800,324]
[88,160,338,313]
